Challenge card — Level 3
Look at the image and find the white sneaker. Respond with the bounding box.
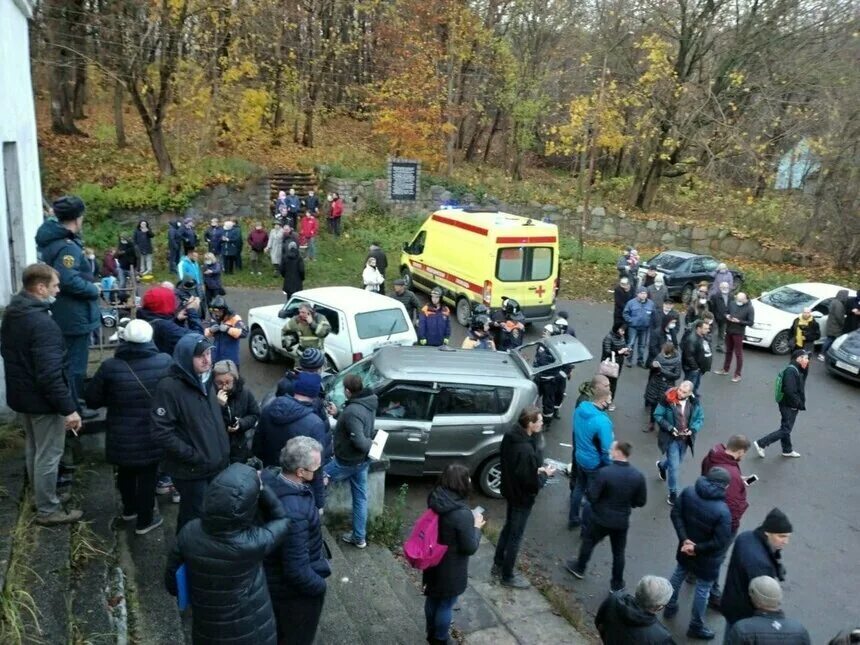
[753,441,765,458]
[781,451,801,458]
[816,354,825,362]
[713,369,729,375]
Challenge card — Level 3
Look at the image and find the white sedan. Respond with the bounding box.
[743,282,856,354]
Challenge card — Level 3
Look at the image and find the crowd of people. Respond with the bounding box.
[3,197,859,645]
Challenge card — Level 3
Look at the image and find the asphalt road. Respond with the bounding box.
[226,287,859,643]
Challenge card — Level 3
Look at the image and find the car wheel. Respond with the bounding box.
[681,283,695,305]
[771,330,792,355]
[455,297,472,327]
[401,267,414,290]
[249,327,273,363]
[477,456,503,499]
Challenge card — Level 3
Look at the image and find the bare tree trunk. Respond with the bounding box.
[73,62,87,119]
[113,79,126,148]
[302,106,315,147]
[464,119,486,162]
[46,0,85,135]
[483,109,502,162]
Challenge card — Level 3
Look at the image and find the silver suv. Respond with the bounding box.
[323,335,593,497]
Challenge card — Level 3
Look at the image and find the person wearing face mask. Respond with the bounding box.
[646,273,668,309]
[1,264,83,525]
[647,300,678,364]
[644,342,681,433]
[35,196,102,420]
[654,380,704,506]
[212,360,260,464]
[685,283,711,331]
[708,281,732,352]
[714,292,754,383]
[151,334,230,531]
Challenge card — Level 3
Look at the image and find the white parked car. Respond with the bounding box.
[247,286,418,371]
[744,282,856,354]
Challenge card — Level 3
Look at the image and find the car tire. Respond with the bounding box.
[249,327,273,363]
[401,267,414,291]
[771,330,792,355]
[681,283,695,305]
[477,456,503,499]
[455,296,472,327]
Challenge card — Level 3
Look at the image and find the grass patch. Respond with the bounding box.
[367,483,409,550]
[70,522,110,572]
[0,424,24,455]
[0,491,40,644]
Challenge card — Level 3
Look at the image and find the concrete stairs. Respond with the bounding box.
[269,170,318,205]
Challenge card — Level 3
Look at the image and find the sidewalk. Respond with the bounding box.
[454,538,593,644]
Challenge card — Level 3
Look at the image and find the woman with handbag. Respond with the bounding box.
[601,322,631,411]
[84,320,173,534]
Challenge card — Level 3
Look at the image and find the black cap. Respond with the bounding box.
[52,195,85,221]
[193,337,214,357]
[791,349,809,361]
[393,278,406,286]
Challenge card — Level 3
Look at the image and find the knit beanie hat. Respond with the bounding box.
[761,508,793,533]
[123,319,153,344]
[299,348,325,370]
[294,371,322,398]
[142,286,176,316]
[749,576,782,609]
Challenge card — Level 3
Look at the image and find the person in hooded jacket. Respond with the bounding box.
[664,467,733,640]
[205,296,248,366]
[323,374,379,548]
[595,575,676,644]
[212,360,260,464]
[494,406,555,589]
[279,224,305,298]
[84,319,172,534]
[821,289,849,357]
[569,381,614,530]
[151,333,230,531]
[263,437,330,645]
[255,371,331,510]
[167,220,182,273]
[422,464,484,645]
[644,342,681,433]
[700,436,750,537]
[272,348,329,424]
[648,301,679,364]
[166,463,289,645]
[139,285,205,356]
[721,508,793,629]
[725,575,810,645]
[655,381,704,506]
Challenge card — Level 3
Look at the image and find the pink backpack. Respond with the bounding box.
[403,509,448,570]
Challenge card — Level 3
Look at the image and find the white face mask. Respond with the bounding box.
[668,323,676,330]
[45,295,56,305]
[87,254,95,260]
[735,299,743,306]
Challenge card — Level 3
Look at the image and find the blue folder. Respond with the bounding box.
[176,563,190,611]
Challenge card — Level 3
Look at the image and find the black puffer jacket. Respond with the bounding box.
[499,425,545,508]
[166,464,289,645]
[84,341,172,466]
[262,469,330,603]
[215,378,260,464]
[151,334,230,481]
[670,476,732,581]
[0,292,76,416]
[602,331,628,363]
[721,527,786,625]
[587,461,647,530]
[595,592,676,644]
[422,487,480,598]
[332,390,378,465]
[644,351,681,406]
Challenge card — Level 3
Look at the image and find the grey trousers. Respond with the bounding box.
[20,413,66,516]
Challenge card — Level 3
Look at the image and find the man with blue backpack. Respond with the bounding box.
[753,349,809,459]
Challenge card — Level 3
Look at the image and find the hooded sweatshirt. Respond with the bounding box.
[0,291,77,415]
[422,486,481,598]
[254,395,331,509]
[701,443,748,533]
[574,401,614,470]
[595,592,676,645]
[150,334,230,480]
[499,424,545,507]
[332,390,378,465]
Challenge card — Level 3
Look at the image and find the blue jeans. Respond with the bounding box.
[667,562,713,630]
[324,458,369,542]
[424,595,458,640]
[659,440,687,495]
[684,368,702,396]
[627,327,650,365]
[493,504,532,579]
[568,466,598,528]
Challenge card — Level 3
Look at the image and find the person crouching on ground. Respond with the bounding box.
[166,463,290,645]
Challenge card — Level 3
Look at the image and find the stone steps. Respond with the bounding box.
[269,170,318,202]
[318,526,428,644]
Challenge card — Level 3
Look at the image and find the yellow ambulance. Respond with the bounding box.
[399,208,560,325]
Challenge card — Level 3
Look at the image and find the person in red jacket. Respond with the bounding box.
[327,192,343,237]
[700,434,751,607]
[299,212,319,261]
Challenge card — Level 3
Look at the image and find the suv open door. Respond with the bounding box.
[510,334,594,379]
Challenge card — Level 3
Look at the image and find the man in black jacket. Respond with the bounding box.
[708,281,732,352]
[493,405,555,589]
[389,279,421,324]
[714,292,754,382]
[1,264,82,525]
[613,278,634,326]
[683,319,712,396]
[721,508,793,629]
[595,575,676,644]
[323,374,378,549]
[753,350,808,459]
[151,333,230,531]
[725,575,809,644]
[566,441,646,592]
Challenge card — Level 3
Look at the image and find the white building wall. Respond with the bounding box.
[1,0,43,418]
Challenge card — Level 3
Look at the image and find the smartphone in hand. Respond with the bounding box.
[745,474,759,485]
[472,506,485,517]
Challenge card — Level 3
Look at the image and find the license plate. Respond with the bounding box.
[835,360,860,374]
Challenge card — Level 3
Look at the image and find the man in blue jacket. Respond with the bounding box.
[569,379,614,530]
[35,196,101,418]
[622,287,655,367]
[664,467,733,640]
[655,380,704,506]
[418,287,451,347]
[263,436,331,644]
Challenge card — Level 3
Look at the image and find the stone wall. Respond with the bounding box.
[323,175,799,265]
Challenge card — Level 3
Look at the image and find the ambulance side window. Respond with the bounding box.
[406,231,426,255]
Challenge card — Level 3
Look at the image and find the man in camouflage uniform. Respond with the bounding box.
[281,302,331,365]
